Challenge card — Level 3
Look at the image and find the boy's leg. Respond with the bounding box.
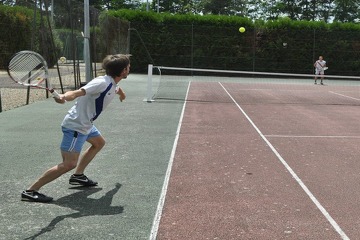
[69,135,105,187]
[74,135,105,175]
[27,152,80,191]
[320,73,324,85]
[22,152,79,202]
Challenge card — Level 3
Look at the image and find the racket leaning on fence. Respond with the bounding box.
[6,50,60,99]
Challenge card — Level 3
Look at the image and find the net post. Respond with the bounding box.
[144,64,154,102]
[0,89,2,113]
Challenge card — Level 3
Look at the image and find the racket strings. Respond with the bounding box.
[9,53,47,86]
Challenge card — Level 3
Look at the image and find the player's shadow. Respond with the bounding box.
[24,183,124,240]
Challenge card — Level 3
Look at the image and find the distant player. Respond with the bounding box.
[21,54,131,203]
[314,55,326,85]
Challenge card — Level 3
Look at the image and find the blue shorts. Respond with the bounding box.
[60,126,101,153]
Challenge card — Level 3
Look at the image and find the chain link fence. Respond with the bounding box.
[1,2,360,111]
[128,22,360,76]
[0,2,129,112]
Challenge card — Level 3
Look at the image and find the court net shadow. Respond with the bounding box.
[24,183,124,240]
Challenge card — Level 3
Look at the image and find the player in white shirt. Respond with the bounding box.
[21,54,130,202]
[62,75,118,135]
[314,55,326,85]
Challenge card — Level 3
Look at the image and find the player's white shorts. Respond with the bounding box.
[315,69,324,75]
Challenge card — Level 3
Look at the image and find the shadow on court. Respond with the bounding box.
[0,74,186,239]
[24,183,124,240]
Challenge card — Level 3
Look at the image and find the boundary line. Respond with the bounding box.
[329,91,360,101]
[265,135,360,139]
[148,81,191,240]
[219,82,350,240]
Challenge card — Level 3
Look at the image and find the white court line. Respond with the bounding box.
[265,134,360,139]
[219,82,350,240]
[148,81,191,240]
[329,91,360,101]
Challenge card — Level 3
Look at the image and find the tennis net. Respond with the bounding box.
[145,65,360,106]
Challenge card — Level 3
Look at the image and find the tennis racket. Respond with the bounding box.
[323,67,328,71]
[6,50,60,99]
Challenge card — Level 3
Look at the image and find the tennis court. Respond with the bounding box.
[151,75,360,240]
[1,70,360,239]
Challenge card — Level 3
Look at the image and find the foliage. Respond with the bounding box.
[1,0,360,23]
[0,5,32,67]
[108,9,360,75]
[333,0,360,23]
[0,4,63,68]
[1,1,359,74]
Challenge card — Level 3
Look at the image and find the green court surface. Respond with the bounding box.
[0,74,183,239]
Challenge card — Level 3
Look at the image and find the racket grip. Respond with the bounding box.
[51,90,60,99]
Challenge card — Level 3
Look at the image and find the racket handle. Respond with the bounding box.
[51,90,60,99]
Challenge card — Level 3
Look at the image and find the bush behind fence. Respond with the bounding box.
[1,6,359,78]
[122,12,360,76]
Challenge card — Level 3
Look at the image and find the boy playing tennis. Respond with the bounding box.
[314,55,326,85]
[21,54,130,202]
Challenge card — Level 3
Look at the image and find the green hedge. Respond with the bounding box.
[2,7,359,76]
[0,5,33,68]
[0,5,62,69]
[109,9,360,76]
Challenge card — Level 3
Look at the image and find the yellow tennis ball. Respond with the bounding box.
[239,27,245,33]
[59,56,66,63]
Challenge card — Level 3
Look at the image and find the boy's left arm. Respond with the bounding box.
[116,87,126,102]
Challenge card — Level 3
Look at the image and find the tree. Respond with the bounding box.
[202,0,232,15]
[2,0,359,23]
[89,0,104,10]
[102,0,142,10]
[315,0,334,22]
[247,0,282,20]
[52,1,83,29]
[228,0,248,16]
[298,0,335,22]
[148,0,203,14]
[277,0,302,20]
[333,0,360,22]
[0,0,16,5]
[247,0,335,23]
[173,0,199,14]
[298,0,317,21]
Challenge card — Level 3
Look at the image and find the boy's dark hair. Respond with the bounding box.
[102,54,131,78]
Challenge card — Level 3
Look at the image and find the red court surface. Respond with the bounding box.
[155,81,360,239]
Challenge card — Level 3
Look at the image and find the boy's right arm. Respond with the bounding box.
[55,89,86,104]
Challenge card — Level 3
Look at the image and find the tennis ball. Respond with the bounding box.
[59,56,66,63]
[239,27,245,33]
